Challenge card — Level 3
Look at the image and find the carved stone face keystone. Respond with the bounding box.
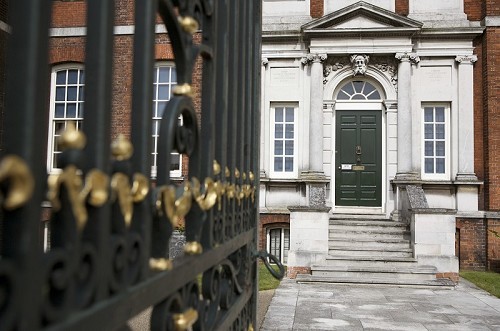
[351,54,369,76]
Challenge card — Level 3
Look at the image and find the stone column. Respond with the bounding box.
[301,53,329,207]
[260,58,268,178]
[395,52,419,179]
[302,53,327,174]
[455,55,478,181]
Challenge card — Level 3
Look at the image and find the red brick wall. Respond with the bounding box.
[52,1,86,28]
[485,0,500,16]
[487,219,500,271]
[395,0,409,16]
[259,214,290,250]
[456,218,487,270]
[464,0,483,20]
[482,28,500,210]
[310,0,324,18]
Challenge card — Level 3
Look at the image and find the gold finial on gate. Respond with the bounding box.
[249,172,255,181]
[111,134,133,161]
[59,122,86,150]
[178,16,199,34]
[173,308,198,331]
[173,83,193,97]
[248,324,255,331]
[234,168,240,179]
[149,258,173,271]
[213,160,221,176]
[184,241,203,255]
[225,166,231,178]
[0,155,35,210]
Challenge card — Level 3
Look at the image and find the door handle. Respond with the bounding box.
[356,145,362,155]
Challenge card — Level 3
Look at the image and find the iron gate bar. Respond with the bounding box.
[2,0,52,329]
[130,0,157,282]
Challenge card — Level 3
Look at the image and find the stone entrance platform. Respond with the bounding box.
[261,278,500,330]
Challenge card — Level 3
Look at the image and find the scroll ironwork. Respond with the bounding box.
[0,0,262,330]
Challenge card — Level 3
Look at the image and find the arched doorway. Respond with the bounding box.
[335,80,383,207]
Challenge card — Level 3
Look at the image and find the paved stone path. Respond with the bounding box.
[261,278,500,330]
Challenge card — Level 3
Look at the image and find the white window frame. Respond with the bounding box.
[152,62,182,178]
[266,227,290,265]
[47,64,85,174]
[270,103,298,179]
[421,103,450,180]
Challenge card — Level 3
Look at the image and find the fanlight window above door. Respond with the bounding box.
[336,81,381,100]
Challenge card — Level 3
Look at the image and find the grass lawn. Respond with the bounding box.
[460,271,500,298]
[258,263,285,291]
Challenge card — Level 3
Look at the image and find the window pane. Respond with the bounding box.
[157,101,167,118]
[352,94,366,100]
[337,91,350,100]
[67,87,77,101]
[435,107,445,122]
[274,141,283,156]
[436,141,445,156]
[285,108,294,122]
[79,71,85,84]
[170,153,180,171]
[56,87,65,101]
[158,67,169,83]
[285,124,294,139]
[341,82,354,96]
[158,85,169,99]
[171,69,177,82]
[55,104,65,118]
[79,87,84,101]
[275,124,283,139]
[424,108,434,122]
[353,81,364,93]
[67,103,77,118]
[68,70,78,84]
[436,124,445,139]
[270,229,281,260]
[285,140,293,155]
[274,157,283,172]
[283,229,290,264]
[367,90,381,100]
[425,141,434,156]
[54,121,65,133]
[424,124,434,139]
[436,158,445,173]
[285,157,293,172]
[425,158,434,173]
[275,107,283,122]
[56,71,66,84]
[364,83,375,95]
[77,103,84,117]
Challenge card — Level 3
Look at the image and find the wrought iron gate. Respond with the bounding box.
[0,0,274,330]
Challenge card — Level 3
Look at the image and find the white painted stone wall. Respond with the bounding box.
[263,0,310,17]
[325,0,394,14]
[287,210,329,267]
[411,213,458,273]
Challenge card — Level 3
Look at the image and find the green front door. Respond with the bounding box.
[335,110,382,206]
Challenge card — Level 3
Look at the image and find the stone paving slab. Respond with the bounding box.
[261,278,500,331]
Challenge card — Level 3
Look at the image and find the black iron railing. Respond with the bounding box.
[0,0,264,330]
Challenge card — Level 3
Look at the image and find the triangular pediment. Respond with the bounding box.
[302,1,422,32]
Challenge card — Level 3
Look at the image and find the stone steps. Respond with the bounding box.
[296,217,449,287]
[324,256,417,268]
[329,247,413,258]
[295,274,456,288]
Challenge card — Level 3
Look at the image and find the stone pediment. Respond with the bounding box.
[302,1,422,35]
